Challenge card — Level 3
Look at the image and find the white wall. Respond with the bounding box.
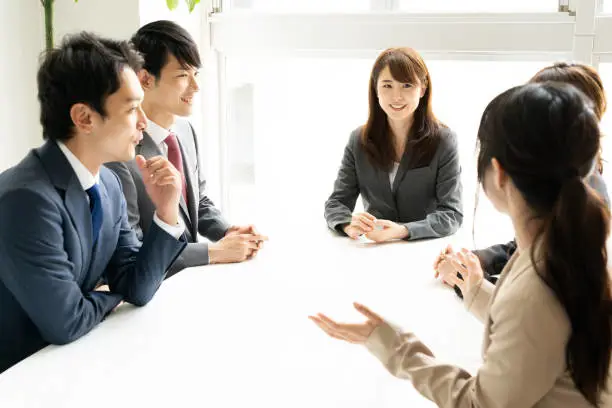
[0,1,44,171]
[54,0,140,43]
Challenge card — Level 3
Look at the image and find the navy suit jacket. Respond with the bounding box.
[0,141,187,373]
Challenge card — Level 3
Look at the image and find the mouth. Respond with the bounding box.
[133,132,143,145]
[180,96,194,105]
[390,104,407,112]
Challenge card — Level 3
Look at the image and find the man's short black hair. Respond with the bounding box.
[37,32,143,142]
[131,20,201,78]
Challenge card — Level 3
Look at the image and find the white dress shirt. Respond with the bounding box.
[57,141,184,239]
[146,119,173,158]
[389,161,400,186]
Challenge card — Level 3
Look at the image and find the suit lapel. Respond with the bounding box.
[65,178,93,271]
[37,141,93,272]
[176,136,198,236]
[391,148,414,193]
[139,131,193,231]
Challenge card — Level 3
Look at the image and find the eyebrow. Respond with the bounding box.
[125,97,142,105]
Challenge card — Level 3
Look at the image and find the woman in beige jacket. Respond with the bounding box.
[310,82,612,408]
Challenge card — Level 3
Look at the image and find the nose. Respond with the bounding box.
[190,75,200,93]
[136,106,147,130]
[391,87,403,101]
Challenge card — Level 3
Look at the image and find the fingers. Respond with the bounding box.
[135,155,147,170]
[309,315,364,344]
[374,219,394,228]
[353,302,383,322]
[346,225,366,239]
[359,212,377,222]
[352,218,374,232]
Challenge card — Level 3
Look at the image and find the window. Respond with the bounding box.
[223,57,550,245]
[398,0,559,13]
[228,0,370,12]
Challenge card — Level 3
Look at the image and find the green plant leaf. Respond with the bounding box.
[166,0,179,10]
[185,0,200,12]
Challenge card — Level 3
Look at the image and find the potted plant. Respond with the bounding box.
[41,0,201,50]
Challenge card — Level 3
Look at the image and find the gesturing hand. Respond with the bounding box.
[308,303,384,344]
[136,155,181,226]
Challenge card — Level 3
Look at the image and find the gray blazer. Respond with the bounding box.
[325,126,463,240]
[106,119,230,277]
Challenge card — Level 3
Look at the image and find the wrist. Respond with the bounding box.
[396,225,409,239]
[156,208,179,226]
[208,243,220,264]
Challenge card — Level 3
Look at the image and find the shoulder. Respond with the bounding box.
[100,165,123,195]
[495,260,570,333]
[435,125,458,151]
[173,118,197,142]
[0,154,55,203]
[348,125,365,148]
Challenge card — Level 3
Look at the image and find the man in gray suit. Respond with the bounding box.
[107,21,266,278]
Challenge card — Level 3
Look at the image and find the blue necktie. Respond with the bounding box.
[86,184,103,246]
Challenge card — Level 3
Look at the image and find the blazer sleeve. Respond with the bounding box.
[104,186,187,306]
[0,189,124,345]
[106,161,209,276]
[365,280,570,408]
[324,129,361,233]
[403,130,463,240]
[190,124,231,242]
[473,240,517,281]
[462,279,496,323]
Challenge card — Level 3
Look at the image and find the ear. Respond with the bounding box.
[138,69,155,90]
[420,85,427,98]
[69,103,95,134]
[490,158,508,191]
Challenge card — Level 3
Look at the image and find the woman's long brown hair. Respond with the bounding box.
[361,47,443,171]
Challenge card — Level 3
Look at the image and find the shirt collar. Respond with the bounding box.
[146,119,173,146]
[56,141,99,190]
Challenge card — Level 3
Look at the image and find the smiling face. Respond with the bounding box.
[376,65,425,124]
[141,53,200,118]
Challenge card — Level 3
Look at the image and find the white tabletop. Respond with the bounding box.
[0,225,484,408]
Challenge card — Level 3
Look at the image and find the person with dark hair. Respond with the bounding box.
[324,47,462,243]
[0,32,187,374]
[310,82,612,407]
[435,62,610,298]
[107,20,265,277]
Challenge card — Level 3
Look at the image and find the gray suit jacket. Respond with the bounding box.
[325,126,463,240]
[106,119,230,277]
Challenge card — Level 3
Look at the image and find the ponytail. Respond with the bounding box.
[534,176,611,406]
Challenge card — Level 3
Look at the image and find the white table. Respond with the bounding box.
[0,224,484,408]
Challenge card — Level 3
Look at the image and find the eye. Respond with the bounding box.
[403,83,413,88]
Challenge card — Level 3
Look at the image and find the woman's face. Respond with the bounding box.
[376,65,425,124]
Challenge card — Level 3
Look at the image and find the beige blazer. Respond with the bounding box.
[366,246,612,407]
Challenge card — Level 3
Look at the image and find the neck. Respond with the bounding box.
[509,197,544,253]
[142,99,175,130]
[387,116,413,158]
[63,137,102,176]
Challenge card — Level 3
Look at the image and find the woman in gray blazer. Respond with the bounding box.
[311,83,612,407]
[325,47,463,242]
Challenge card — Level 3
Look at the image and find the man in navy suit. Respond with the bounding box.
[0,32,187,374]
